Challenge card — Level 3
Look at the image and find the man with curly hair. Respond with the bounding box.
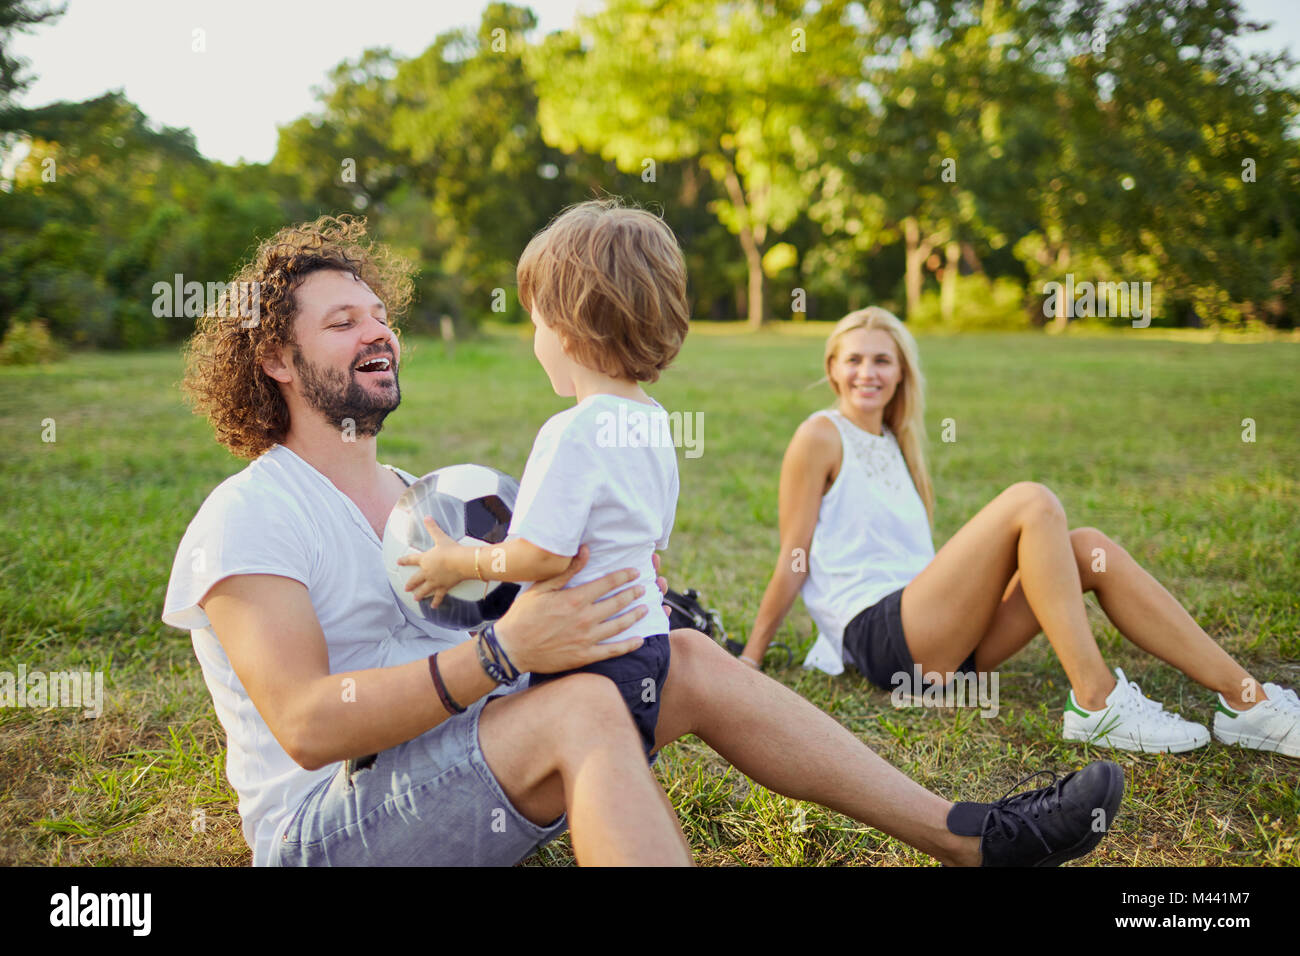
[162,213,1123,867]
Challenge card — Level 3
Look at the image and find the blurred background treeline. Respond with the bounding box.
[1,0,1297,355]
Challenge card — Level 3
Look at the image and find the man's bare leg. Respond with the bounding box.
[477,672,691,866]
[654,629,983,866]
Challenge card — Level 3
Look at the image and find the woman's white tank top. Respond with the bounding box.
[799,409,936,675]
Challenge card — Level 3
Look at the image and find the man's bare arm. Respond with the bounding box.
[201,546,651,771]
[202,574,496,770]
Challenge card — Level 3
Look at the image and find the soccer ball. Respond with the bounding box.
[382,463,521,630]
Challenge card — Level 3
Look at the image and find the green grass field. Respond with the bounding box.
[1,325,1297,866]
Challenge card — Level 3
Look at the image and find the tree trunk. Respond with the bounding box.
[902,217,935,319]
[680,161,700,207]
[743,241,765,328]
[721,159,766,328]
[1052,243,1072,332]
[940,240,960,323]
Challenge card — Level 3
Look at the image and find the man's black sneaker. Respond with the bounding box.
[946,760,1124,867]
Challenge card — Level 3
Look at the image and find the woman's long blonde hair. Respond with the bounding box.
[823,307,935,527]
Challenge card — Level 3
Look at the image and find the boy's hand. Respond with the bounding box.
[396,516,469,606]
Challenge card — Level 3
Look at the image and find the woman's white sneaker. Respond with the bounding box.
[1213,683,1300,758]
[1063,667,1211,753]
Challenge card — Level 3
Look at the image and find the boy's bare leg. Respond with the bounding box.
[653,629,983,867]
[477,672,692,866]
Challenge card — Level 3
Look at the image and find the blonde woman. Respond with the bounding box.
[742,308,1299,756]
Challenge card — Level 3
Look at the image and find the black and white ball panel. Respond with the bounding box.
[382,463,522,630]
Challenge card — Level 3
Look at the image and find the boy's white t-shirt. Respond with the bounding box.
[508,393,677,642]
[161,444,468,866]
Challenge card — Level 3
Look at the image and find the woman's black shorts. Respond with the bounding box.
[842,586,976,691]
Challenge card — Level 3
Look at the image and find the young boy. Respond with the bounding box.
[399,197,691,757]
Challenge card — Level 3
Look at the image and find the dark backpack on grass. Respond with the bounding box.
[665,585,772,661]
[662,587,795,667]
[663,588,743,654]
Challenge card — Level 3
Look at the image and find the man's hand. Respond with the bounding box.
[493,545,651,675]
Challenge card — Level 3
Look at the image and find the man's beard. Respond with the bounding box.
[291,344,401,438]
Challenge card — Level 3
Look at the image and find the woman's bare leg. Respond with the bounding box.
[962,527,1263,709]
[964,568,1040,670]
[1063,528,1258,707]
[901,482,1116,709]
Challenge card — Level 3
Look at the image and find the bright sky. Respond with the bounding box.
[9,0,1299,166]
[8,0,598,164]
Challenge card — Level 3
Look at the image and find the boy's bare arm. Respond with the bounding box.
[465,536,571,583]
[400,519,570,603]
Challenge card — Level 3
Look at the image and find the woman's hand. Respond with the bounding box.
[396,516,469,606]
[491,545,649,676]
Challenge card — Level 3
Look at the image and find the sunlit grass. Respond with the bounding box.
[1,327,1297,865]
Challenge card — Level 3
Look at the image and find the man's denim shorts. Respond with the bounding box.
[270,679,567,867]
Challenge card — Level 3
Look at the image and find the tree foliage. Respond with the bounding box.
[2,0,1297,349]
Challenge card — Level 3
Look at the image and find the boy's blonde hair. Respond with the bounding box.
[517,197,690,383]
[823,307,936,527]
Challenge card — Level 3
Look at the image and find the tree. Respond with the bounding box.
[0,0,63,117]
[1066,0,1299,327]
[272,48,409,217]
[529,0,861,327]
[3,92,284,345]
[391,3,578,324]
[809,0,1077,322]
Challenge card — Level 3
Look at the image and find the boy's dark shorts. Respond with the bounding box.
[842,587,976,691]
[527,633,670,759]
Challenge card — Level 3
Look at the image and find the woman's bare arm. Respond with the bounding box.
[742,416,840,666]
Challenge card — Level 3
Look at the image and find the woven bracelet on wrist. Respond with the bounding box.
[476,631,509,684]
[429,652,466,714]
[483,623,519,682]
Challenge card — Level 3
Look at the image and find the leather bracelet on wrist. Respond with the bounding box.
[475,631,507,684]
[475,623,520,685]
[429,652,466,714]
[483,622,520,682]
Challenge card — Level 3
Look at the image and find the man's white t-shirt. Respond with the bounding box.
[508,393,677,642]
[161,444,467,866]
